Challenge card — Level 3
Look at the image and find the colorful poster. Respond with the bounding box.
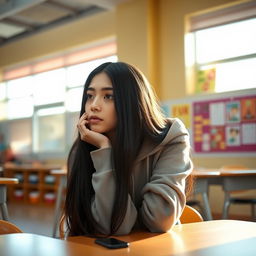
[241,98,256,121]
[226,126,240,146]
[210,102,225,125]
[242,123,256,145]
[196,68,216,93]
[210,126,226,150]
[193,95,256,153]
[171,104,191,128]
[226,101,240,123]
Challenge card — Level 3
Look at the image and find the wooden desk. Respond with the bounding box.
[0,220,256,256]
[192,169,256,219]
[0,177,18,220]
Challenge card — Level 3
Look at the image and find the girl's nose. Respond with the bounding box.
[90,98,101,111]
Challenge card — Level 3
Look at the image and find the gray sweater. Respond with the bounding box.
[90,118,193,235]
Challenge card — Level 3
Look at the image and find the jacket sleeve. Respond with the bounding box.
[90,147,137,235]
[140,119,193,232]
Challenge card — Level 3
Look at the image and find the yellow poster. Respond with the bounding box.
[196,68,216,93]
[171,104,191,128]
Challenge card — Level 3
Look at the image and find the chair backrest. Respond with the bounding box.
[0,220,23,234]
[59,215,66,239]
[180,205,204,224]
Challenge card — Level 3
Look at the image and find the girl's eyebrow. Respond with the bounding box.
[87,87,113,91]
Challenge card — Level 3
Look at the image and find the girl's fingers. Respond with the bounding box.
[77,120,87,131]
[77,117,90,141]
[78,113,88,128]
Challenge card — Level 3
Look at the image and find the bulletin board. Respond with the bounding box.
[193,95,256,153]
[162,88,256,155]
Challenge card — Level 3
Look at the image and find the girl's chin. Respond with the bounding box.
[90,127,105,134]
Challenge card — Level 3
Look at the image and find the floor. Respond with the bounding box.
[7,202,56,237]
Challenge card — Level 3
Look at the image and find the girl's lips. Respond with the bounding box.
[89,117,103,124]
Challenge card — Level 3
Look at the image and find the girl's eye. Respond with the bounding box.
[87,94,94,100]
[104,94,114,100]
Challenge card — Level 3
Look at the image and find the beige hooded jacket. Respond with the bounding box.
[90,118,193,235]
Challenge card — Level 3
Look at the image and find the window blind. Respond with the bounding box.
[190,1,256,31]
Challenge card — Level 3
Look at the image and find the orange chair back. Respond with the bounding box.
[180,205,203,224]
[0,220,23,234]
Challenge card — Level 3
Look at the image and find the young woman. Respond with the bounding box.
[64,62,193,236]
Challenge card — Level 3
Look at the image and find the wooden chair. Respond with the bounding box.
[0,220,23,234]
[221,165,256,220]
[59,214,66,239]
[180,205,204,224]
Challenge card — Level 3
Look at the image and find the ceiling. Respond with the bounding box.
[0,0,127,47]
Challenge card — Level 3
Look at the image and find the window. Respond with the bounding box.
[33,106,65,153]
[185,1,256,93]
[33,68,66,105]
[9,119,32,154]
[6,77,33,119]
[0,82,6,100]
[7,97,33,119]
[0,46,117,158]
[65,87,84,112]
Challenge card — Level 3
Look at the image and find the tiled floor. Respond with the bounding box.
[7,202,56,237]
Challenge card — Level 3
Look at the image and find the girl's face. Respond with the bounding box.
[85,72,117,139]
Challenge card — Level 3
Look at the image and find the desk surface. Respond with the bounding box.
[1,220,256,256]
[49,169,256,177]
[193,169,256,177]
[3,163,62,171]
[0,177,18,185]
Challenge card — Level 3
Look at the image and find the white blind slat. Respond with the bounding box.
[190,1,256,31]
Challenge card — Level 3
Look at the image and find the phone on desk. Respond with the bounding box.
[95,237,129,249]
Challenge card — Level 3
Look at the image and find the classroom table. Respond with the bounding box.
[192,169,256,220]
[0,177,19,220]
[0,220,256,256]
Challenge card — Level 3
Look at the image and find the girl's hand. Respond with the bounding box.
[77,113,111,149]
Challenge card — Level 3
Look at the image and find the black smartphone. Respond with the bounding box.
[95,237,129,249]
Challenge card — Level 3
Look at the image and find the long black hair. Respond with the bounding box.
[65,62,167,236]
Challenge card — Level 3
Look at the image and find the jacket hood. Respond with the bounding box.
[135,118,189,163]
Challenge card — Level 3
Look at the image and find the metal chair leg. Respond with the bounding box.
[201,192,213,220]
[222,193,231,219]
[0,185,9,220]
[52,176,66,238]
[0,203,9,220]
[252,204,256,221]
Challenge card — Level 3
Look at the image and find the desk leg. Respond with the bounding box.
[201,192,213,220]
[222,192,231,219]
[0,185,9,220]
[52,176,66,238]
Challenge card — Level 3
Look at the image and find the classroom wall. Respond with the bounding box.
[158,0,256,168]
[0,0,255,216]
